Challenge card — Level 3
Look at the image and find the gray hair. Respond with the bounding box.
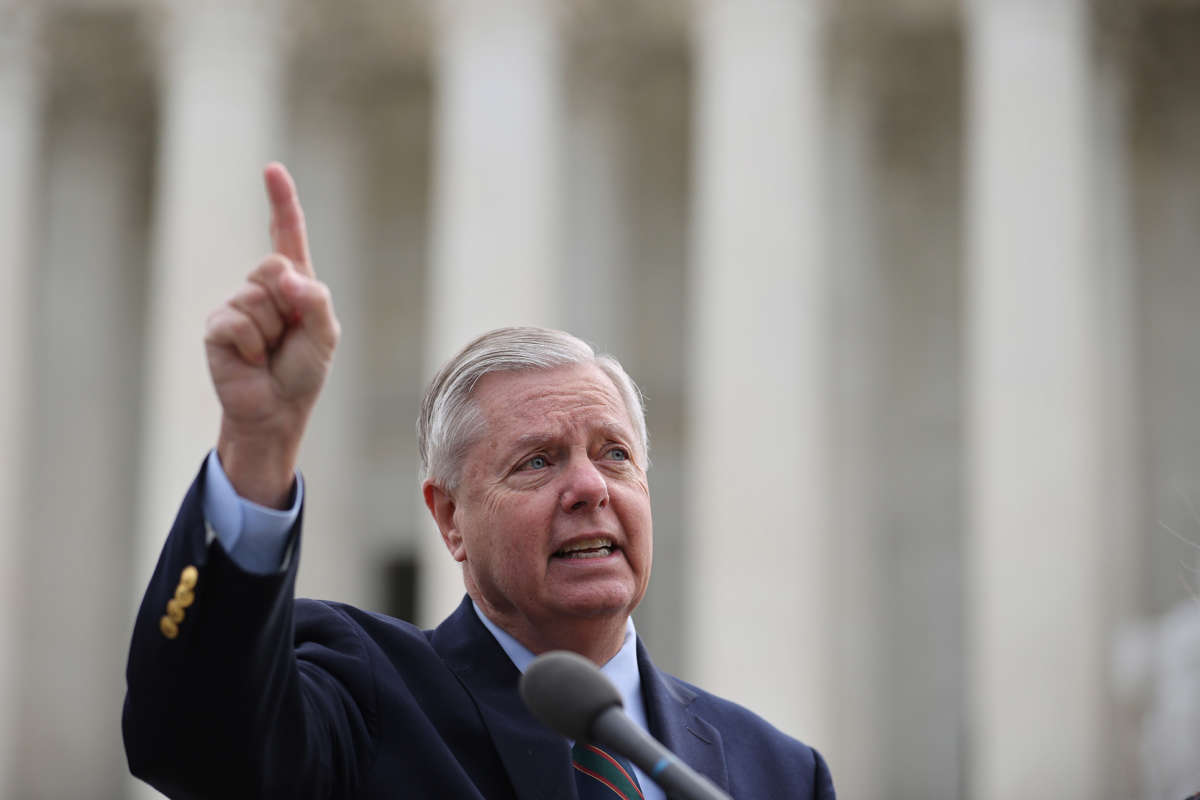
[418,326,648,490]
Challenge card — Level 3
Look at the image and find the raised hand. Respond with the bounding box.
[205,163,340,507]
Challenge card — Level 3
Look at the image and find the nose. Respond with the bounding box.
[559,452,609,513]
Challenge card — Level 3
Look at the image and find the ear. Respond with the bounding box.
[423,480,466,562]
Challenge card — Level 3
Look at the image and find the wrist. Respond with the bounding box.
[216,422,301,509]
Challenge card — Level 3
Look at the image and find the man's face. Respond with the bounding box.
[436,362,653,648]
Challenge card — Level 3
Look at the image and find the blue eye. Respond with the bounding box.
[523,455,549,470]
[607,447,629,461]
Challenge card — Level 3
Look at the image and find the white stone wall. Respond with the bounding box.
[3,1,1200,798]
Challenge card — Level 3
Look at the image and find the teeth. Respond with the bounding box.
[560,548,612,559]
[561,537,612,553]
[556,537,614,557]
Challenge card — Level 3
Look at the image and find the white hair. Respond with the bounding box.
[418,326,649,490]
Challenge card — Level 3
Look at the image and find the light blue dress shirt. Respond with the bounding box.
[471,603,665,800]
[201,450,666,800]
[202,449,302,573]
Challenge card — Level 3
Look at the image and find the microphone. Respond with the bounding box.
[520,651,733,800]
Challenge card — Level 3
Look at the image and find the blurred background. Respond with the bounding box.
[2,0,1200,797]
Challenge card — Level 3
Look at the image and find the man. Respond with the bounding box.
[123,164,835,799]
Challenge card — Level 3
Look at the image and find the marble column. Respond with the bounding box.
[421,0,564,625]
[966,0,1119,795]
[0,2,40,788]
[25,15,155,797]
[135,0,286,585]
[688,0,835,747]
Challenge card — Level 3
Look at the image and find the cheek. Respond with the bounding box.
[479,489,505,518]
[636,510,654,562]
[620,500,653,557]
[484,498,548,564]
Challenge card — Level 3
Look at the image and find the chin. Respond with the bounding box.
[553,585,642,619]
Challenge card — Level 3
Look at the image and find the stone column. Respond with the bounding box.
[420,0,564,625]
[688,0,834,747]
[966,0,1120,795]
[25,14,156,797]
[135,0,285,584]
[0,3,40,787]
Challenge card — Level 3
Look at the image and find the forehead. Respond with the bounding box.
[472,362,633,438]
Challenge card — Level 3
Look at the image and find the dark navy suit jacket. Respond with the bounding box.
[124,465,836,799]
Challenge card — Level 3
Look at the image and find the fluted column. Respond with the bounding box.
[688,0,834,746]
[421,0,564,625]
[966,0,1121,795]
[0,3,40,788]
[135,0,286,583]
[27,15,155,797]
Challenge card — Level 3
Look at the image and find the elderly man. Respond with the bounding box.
[123,164,835,799]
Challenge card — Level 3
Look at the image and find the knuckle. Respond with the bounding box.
[257,253,291,275]
[205,305,237,336]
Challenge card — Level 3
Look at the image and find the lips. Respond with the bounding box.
[553,537,616,559]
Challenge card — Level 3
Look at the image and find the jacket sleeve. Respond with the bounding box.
[122,460,376,799]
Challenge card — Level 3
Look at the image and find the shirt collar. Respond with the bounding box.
[470,602,662,800]
[470,600,643,730]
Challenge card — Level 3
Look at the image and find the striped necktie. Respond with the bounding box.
[572,742,644,800]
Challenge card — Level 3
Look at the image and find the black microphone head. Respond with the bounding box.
[519,650,623,741]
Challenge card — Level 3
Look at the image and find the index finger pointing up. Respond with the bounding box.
[264,162,314,277]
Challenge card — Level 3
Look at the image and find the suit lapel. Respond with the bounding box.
[433,599,575,800]
[637,640,731,794]
[431,602,730,800]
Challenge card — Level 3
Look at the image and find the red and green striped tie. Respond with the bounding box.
[572,742,644,800]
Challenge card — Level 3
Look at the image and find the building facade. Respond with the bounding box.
[2,0,1200,797]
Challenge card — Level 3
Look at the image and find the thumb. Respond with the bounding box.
[280,272,341,352]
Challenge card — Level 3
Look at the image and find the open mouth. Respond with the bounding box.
[553,537,616,560]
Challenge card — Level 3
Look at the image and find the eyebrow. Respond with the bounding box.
[505,422,634,454]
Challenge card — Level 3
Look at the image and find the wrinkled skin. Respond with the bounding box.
[424,363,653,664]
